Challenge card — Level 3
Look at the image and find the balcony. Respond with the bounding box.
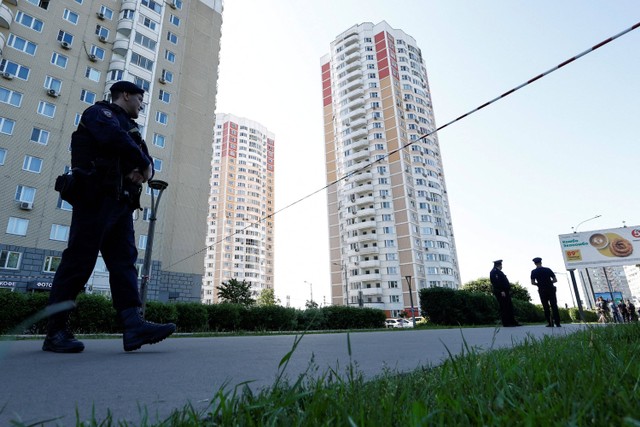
[349,138,369,151]
[350,172,372,183]
[121,0,138,10]
[354,194,375,206]
[346,221,375,233]
[345,59,362,73]
[345,160,368,175]
[0,4,13,29]
[358,259,379,269]
[117,18,134,37]
[355,207,376,217]
[355,272,381,282]
[349,126,367,141]
[358,245,379,255]
[343,96,364,111]
[112,38,129,57]
[347,148,369,162]
[338,69,361,85]
[361,287,383,296]
[343,182,373,197]
[344,50,360,64]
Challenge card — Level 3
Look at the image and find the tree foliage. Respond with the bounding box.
[462,277,532,302]
[217,279,255,306]
[256,288,280,307]
[305,300,319,309]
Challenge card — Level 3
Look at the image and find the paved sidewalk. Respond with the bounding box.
[0,324,585,425]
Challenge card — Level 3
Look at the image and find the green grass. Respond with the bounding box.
[8,323,640,426]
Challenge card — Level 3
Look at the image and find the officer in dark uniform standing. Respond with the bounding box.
[489,259,520,327]
[530,257,561,327]
[43,81,175,353]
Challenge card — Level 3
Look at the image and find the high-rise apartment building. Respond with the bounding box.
[578,266,633,308]
[202,113,275,304]
[0,0,222,301]
[321,21,460,317]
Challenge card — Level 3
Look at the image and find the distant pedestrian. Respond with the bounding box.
[530,257,561,327]
[626,300,636,321]
[618,300,629,323]
[610,300,622,323]
[596,296,609,323]
[489,260,520,327]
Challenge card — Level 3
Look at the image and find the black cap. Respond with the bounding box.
[493,259,503,265]
[532,257,542,263]
[109,80,144,95]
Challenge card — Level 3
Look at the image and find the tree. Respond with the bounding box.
[217,279,255,306]
[305,300,319,309]
[462,277,532,302]
[256,288,280,307]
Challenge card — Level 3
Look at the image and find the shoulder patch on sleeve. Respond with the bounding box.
[101,109,113,118]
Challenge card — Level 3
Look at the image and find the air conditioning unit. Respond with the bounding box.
[88,54,98,62]
[1,72,13,80]
[19,201,33,211]
[169,1,177,9]
[60,41,71,49]
[98,35,107,42]
[47,88,59,97]
[96,12,105,20]
[158,77,166,84]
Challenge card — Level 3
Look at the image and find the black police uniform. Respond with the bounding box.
[46,95,153,346]
[531,265,560,326]
[489,262,519,327]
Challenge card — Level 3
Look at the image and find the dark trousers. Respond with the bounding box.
[48,194,142,317]
[494,291,517,326]
[538,287,560,326]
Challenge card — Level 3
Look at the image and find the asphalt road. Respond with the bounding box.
[0,324,585,426]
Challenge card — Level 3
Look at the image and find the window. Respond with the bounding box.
[57,30,74,46]
[0,60,30,80]
[133,76,151,91]
[57,196,72,211]
[0,117,15,135]
[95,25,109,40]
[173,0,183,9]
[22,156,43,173]
[44,76,62,92]
[142,207,151,221]
[142,0,162,13]
[109,70,124,81]
[167,31,178,44]
[99,6,114,20]
[0,87,23,107]
[161,69,173,83]
[153,158,163,171]
[138,235,148,249]
[121,9,135,20]
[50,53,69,69]
[138,15,158,32]
[37,101,56,118]
[85,67,101,82]
[158,90,170,103]
[15,185,36,203]
[15,11,44,32]
[134,32,157,51]
[50,224,70,241]
[165,50,176,63]
[90,45,106,60]
[0,148,6,164]
[0,250,21,269]
[43,255,61,273]
[169,14,180,26]
[153,133,165,147]
[63,9,79,24]
[7,217,29,236]
[74,113,82,126]
[155,111,168,125]
[7,34,37,55]
[80,89,96,104]
[131,52,154,71]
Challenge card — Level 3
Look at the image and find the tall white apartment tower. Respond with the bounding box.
[202,113,275,304]
[0,0,222,301]
[321,21,461,317]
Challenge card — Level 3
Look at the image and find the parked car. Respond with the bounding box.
[385,318,414,328]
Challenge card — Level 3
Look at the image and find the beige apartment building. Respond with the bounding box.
[321,21,461,317]
[0,0,222,301]
[202,113,275,304]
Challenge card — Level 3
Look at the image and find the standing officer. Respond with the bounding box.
[530,257,561,327]
[489,260,520,327]
[43,81,175,353]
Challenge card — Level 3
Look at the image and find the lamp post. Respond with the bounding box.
[572,214,601,233]
[304,280,313,305]
[405,276,416,327]
[140,179,168,316]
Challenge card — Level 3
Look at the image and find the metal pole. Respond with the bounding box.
[140,180,168,316]
[405,276,416,327]
[585,268,597,308]
[568,269,585,321]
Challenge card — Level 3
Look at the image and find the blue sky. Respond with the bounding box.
[214,1,640,308]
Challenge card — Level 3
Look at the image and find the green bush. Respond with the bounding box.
[145,301,178,324]
[23,292,50,334]
[296,308,325,330]
[513,300,545,323]
[206,303,245,331]
[175,302,209,332]
[70,294,118,333]
[0,291,31,334]
[242,305,298,331]
[568,307,598,323]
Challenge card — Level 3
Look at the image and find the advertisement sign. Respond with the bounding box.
[595,291,624,303]
[558,226,640,269]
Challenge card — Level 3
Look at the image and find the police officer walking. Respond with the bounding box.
[489,260,520,327]
[530,257,561,327]
[43,81,175,353]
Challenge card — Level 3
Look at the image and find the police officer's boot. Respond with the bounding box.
[42,312,85,353]
[120,307,176,352]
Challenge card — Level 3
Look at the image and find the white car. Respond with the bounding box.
[385,318,414,328]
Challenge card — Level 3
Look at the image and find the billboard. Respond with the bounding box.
[558,226,640,269]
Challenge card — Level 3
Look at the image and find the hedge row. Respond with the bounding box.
[0,292,386,334]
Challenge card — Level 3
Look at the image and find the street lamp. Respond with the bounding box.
[572,214,601,233]
[333,262,349,306]
[140,179,168,316]
[304,280,313,304]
